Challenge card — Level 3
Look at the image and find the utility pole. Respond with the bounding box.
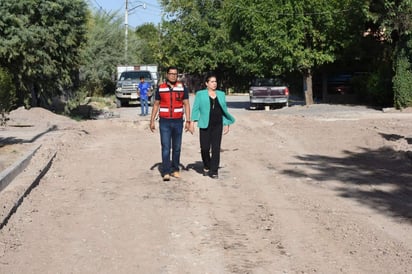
[125,0,146,64]
[125,0,128,63]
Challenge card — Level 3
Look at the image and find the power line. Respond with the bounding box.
[89,0,115,17]
[91,0,105,11]
[229,3,354,17]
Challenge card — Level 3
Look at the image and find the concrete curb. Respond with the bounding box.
[0,145,41,193]
[0,148,56,229]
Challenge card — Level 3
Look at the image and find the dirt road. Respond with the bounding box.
[0,96,411,273]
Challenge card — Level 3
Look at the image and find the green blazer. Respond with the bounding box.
[191,89,235,128]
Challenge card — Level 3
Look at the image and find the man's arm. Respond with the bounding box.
[183,99,191,132]
[150,100,160,132]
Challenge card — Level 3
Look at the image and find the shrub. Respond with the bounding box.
[393,48,412,109]
[64,86,89,115]
[358,65,394,107]
[0,68,17,124]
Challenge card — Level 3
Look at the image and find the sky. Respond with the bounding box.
[88,0,163,28]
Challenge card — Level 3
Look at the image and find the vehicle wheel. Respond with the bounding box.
[249,103,257,110]
[115,98,122,108]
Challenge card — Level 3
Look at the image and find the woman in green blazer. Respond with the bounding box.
[189,73,235,178]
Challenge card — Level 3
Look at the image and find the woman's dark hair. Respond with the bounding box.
[204,71,217,83]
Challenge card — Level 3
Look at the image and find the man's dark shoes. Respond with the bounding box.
[203,168,209,176]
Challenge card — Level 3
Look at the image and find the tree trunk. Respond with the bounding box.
[303,69,314,105]
[29,83,38,107]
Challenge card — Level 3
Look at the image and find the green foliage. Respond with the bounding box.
[1,0,409,106]
[159,0,233,73]
[159,0,366,103]
[79,9,156,97]
[79,9,124,96]
[125,27,145,65]
[0,0,88,107]
[135,23,160,64]
[365,0,412,43]
[360,65,394,106]
[226,0,358,76]
[0,67,17,112]
[363,0,412,107]
[64,86,88,115]
[225,0,364,104]
[393,43,412,108]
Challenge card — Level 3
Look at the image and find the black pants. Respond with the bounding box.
[199,123,223,174]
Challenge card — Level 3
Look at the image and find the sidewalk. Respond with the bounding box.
[0,109,59,229]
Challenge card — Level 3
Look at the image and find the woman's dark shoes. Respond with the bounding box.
[203,167,218,179]
[209,173,218,179]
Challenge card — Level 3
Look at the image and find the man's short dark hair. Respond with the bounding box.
[167,66,178,73]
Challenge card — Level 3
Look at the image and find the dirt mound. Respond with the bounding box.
[7,107,75,127]
[1,107,79,173]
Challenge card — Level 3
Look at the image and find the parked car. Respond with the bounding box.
[313,72,357,98]
[115,70,154,107]
[249,77,289,109]
[327,74,353,95]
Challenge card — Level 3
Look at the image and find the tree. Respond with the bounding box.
[80,9,124,95]
[0,0,88,107]
[135,23,160,64]
[159,0,367,101]
[159,0,234,74]
[227,0,361,104]
[0,67,16,113]
[393,41,412,108]
[80,7,155,97]
[364,0,412,108]
[150,0,412,107]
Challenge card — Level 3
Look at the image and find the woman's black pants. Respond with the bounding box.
[199,123,223,174]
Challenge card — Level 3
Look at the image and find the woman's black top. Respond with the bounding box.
[209,96,223,126]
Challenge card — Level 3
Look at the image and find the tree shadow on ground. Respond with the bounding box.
[226,100,250,110]
[69,105,116,120]
[0,125,58,147]
[380,132,412,144]
[226,95,305,110]
[282,145,412,222]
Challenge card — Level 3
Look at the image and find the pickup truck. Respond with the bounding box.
[249,77,289,109]
[115,70,155,107]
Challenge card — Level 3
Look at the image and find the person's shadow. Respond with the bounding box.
[185,161,204,175]
[150,162,201,175]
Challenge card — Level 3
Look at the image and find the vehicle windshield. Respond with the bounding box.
[119,71,152,81]
[252,78,285,86]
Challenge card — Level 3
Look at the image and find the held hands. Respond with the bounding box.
[184,122,228,135]
[185,121,194,134]
[223,125,230,135]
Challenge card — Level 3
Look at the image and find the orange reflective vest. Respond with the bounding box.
[158,82,185,119]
